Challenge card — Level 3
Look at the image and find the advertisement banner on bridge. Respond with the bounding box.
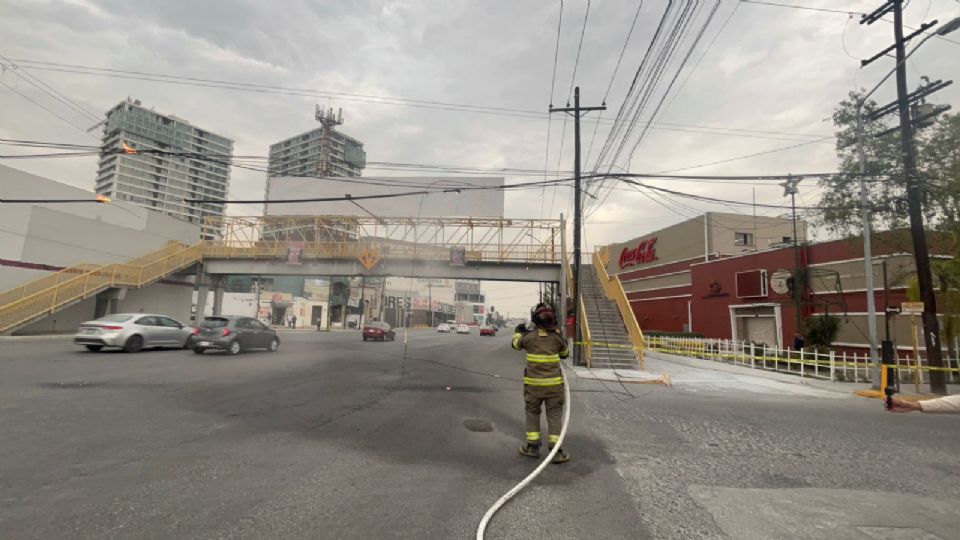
[287,242,304,265]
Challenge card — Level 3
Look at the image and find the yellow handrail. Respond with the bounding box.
[0,243,202,333]
[593,251,645,369]
[579,294,593,368]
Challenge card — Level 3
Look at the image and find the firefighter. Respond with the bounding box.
[512,304,570,463]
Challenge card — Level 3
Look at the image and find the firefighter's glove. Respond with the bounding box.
[515,323,527,335]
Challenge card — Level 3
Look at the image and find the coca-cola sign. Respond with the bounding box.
[619,237,658,269]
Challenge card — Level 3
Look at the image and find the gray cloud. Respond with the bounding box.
[1,0,957,314]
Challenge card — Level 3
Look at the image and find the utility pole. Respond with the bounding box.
[860,0,949,393]
[892,1,946,394]
[781,176,804,336]
[428,282,433,327]
[856,8,958,390]
[550,87,605,365]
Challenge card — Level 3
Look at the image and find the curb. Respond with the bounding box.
[854,389,935,401]
[0,334,74,341]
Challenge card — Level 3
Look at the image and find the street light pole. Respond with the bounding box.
[855,106,881,385]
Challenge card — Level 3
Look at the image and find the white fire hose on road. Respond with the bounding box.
[476,363,572,539]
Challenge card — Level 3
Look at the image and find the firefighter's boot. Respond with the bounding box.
[550,446,570,464]
[519,441,541,458]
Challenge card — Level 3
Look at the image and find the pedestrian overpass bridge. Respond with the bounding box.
[201,215,565,282]
[0,216,566,334]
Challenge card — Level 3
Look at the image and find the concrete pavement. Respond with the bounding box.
[2,331,959,539]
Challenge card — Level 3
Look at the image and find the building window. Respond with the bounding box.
[782,236,793,243]
[734,232,754,246]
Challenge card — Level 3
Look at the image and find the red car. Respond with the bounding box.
[362,322,396,341]
[480,326,497,336]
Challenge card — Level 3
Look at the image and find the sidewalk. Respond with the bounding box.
[574,352,856,398]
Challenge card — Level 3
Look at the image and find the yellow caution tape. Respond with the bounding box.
[574,341,642,350]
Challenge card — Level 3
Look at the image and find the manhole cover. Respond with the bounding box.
[463,419,493,432]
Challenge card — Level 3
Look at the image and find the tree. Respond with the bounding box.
[817,92,960,237]
[907,256,960,361]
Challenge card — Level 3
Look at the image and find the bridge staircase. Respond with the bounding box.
[0,242,202,334]
[576,251,645,370]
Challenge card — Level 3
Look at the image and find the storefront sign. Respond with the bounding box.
[770,269,791,295]
[901,301,924,314]
[287,242,304,265]
[385,296,412,309]
[619,237,658,269]
[702,280,729,299]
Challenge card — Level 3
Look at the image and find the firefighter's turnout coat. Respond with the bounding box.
[512,327,569,444]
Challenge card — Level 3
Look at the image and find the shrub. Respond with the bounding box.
[804,315,840,352]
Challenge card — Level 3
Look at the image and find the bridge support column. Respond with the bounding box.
[94,287,126,318]
[212,280,225,316]
[194,284,210,322]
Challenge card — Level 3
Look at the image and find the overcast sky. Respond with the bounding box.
[1,0,958,316]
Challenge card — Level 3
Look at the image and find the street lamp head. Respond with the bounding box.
[936,16,960,36]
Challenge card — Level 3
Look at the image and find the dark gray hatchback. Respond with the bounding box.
[192,316,280,355]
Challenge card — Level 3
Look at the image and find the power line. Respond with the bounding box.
[0,80,94,137]
[1,138,891,183]
[542,0,565,219]
[739,0,862,15]
[565,0,591,102]
[589,1,721,216]
[651,135,835,174]
[585,1,677,213]
[617,177,841,210]
[623,2,723,177]
[661,1,741,115]
[0,53,101,123]
[583,0,644,166]
[0,58,834,141]
[739,0,960,45]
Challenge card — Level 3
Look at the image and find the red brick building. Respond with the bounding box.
[603,214,953,352]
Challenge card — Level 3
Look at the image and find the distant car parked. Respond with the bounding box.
[74,313,193,352]
[480,326,497,336]
[193,316,280,355]
[437,324,451,333]
[363,321,396,342]
[456,324,471,334]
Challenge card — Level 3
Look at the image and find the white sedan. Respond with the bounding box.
[74,313,193,352]
[456,324,471,334]
[437,324,451,333]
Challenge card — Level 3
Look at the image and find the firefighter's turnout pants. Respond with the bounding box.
[512,328,570,445]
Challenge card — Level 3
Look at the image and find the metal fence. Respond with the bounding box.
[645,336,960,386]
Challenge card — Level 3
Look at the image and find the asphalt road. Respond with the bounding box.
[2,331,959,539]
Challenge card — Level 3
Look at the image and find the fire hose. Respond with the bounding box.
[476,363,571,539]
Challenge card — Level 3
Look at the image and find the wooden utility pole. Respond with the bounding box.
[860,0,950,393]
[549,87,605,365]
